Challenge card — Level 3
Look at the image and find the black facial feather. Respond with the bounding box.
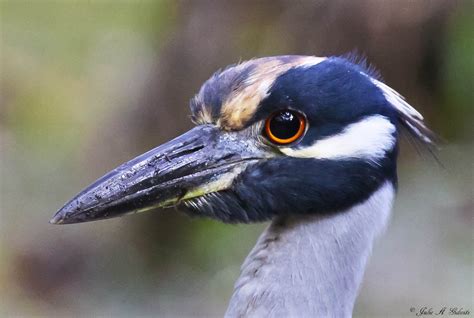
[250,57,399,147]
[180,150,397,223]
[339,51,382,81]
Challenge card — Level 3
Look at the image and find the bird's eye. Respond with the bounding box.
[264,110,306,145]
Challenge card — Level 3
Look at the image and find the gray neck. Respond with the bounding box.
[225,182,395,318]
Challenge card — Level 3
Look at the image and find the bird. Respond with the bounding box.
[50,55,435,317]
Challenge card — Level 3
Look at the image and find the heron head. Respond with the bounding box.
[51,55,434,224]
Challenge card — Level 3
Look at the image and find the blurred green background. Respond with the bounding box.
[0,1,472,317]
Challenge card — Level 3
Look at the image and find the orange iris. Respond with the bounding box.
[264,110,306,145]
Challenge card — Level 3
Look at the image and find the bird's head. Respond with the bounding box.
[51,55,434,224]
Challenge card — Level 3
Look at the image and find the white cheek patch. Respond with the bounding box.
[280,115,396,162]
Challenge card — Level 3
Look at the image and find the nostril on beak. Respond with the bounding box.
[166,144,205,161]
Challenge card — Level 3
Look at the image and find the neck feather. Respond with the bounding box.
[225,181,395,318]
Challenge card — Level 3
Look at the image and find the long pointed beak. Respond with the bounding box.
[50,125,266,224]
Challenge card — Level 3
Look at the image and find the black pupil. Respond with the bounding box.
[269,111,301,140]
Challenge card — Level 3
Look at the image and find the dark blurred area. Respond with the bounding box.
[1,1,472,316]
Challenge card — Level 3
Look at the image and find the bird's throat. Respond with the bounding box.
[225,181,395,318]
